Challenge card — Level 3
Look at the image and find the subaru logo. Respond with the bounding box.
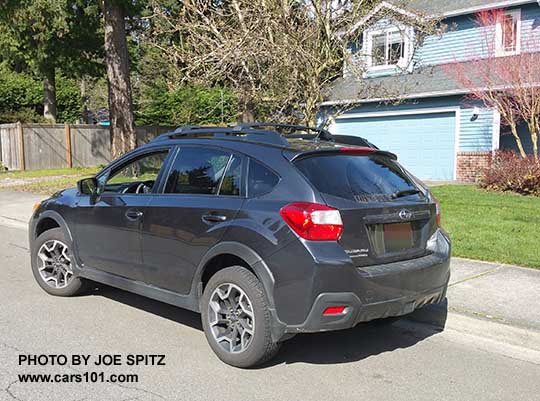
[399,209,412,220]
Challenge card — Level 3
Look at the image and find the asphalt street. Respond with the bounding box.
[1,222,539,401]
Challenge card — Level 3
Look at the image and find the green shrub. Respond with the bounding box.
[56,75,82,123]
[0,68,42,122]
[0,67,82,123]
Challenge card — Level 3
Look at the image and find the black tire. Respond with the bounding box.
[201,266,280,368]
[31,228,88,297]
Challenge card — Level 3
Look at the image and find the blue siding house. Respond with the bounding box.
[322,0,540,181]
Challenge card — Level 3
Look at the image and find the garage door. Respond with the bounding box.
[334,112,456,180]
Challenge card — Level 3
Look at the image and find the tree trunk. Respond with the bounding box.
[102,0,136,158]
[510,124,528,159]
[238,90,255,123]
[43,68,57,123]
[528,120,538,161]
[80,78,89,124]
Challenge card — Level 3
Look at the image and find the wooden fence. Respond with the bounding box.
[0,123,175,171]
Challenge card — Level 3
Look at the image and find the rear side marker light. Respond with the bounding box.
[279,202,343,241]
[323,306,347,316]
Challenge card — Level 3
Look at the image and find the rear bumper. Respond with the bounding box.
[270,229,451,338]
[283,281,447,334]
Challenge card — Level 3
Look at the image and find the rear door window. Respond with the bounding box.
[294,154,421,202]
[164,147,231,195]
[219,154,243,196]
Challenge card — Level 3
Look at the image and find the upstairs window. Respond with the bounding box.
[365,27,410,70]
[496,9,521,55]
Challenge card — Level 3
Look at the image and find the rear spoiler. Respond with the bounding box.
[291,147,398,162]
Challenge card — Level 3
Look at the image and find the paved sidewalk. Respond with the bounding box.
[1,190,539,337]
[447,258,540,332]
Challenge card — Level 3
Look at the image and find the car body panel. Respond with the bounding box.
[73,193,151,281]
[140,194,245,294]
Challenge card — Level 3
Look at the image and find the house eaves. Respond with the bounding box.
[340,1,424,37]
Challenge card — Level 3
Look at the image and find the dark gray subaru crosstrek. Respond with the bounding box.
[29,123,450,368]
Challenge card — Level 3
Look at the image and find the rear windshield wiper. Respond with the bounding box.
[391,189,422,199]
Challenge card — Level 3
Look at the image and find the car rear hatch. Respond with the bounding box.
[291,148,438,267]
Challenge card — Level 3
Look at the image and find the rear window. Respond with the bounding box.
[294,154,420,202]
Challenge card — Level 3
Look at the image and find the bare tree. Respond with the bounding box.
[147,0,438,125]
[444,9,540,160]
[101,0,136,157]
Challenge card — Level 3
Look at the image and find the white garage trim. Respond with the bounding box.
[332,107,461,180]
[492,109,501,151]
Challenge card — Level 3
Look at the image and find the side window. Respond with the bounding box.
[248,160,279,197]
[104,151,168,194]
[219,155,243,196]
[164,147,232,195]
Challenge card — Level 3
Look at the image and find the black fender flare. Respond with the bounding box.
[193,241,276,306]
[193,241,288,341]
[30,211,81,270]
[32,210,74,243]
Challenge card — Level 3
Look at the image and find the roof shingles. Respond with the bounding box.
[389,0,528,16]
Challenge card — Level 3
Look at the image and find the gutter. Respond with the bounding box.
[320,88,471,107]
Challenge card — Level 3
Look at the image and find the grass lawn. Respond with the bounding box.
[0,166,99,179]
[431,185,540,269]
[0,167,100,195]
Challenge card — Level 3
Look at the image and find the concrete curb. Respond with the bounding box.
[399,310,540,365]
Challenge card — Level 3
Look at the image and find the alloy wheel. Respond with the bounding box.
[37,240,73,289]
[208,283,255,353]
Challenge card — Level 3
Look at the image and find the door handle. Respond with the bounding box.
[125,210,144,221]
[202,214,227,223]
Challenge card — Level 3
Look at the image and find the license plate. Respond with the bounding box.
[383,222,413,252]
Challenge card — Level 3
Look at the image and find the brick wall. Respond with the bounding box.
[456,151,492,182]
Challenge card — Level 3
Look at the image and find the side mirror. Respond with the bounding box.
[77,177,99,196]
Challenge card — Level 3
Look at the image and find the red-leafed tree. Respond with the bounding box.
[444,9,540,160]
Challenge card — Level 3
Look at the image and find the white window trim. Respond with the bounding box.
[495,8,521,57]
[363,25,414,73]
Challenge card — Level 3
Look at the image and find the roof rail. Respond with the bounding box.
[172,125,224,134]
[231,122,334,141]
[150,125,289,146]
[150,122,335,146]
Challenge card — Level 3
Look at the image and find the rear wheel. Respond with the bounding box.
[31,228,88,297]
[201,266,280,368]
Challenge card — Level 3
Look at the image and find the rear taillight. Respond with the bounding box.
[434,197,441,226]
[279,202,343,241]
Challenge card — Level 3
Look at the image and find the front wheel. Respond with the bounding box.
[201,266,280,368]
[31,228,88,297]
